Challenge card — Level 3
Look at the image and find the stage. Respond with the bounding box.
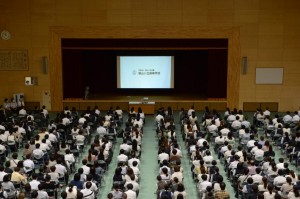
[88,93,209,101]
[63,94,227,113]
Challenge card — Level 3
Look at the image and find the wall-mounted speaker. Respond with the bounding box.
[42,56,48,74]
[25,77,38,85]
[242,56,248,74]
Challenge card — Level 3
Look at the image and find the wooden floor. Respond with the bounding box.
[88,94,211,101]
[63,94,227,111]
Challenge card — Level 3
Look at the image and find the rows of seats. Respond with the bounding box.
[107,110,144,199]
[0,106,122,199]
[182,107,300,199]
[155,107,187,199]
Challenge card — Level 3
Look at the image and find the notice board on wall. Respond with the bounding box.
[256,68,284,84]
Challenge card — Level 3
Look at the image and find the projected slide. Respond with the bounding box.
[117,56,174,89]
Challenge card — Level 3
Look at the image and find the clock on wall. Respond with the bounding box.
[1,30,11,40]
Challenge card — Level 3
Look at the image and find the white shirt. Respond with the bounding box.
[225,151,233,162]
[0,171,7,181]
[155,114,164,123]
[287,191,300,199]
[241,121,251,129]
[33,148,44,159]
[117,154,128,163]
[263,110,271,116]
[158,153,169,163]
[283,115,293,123]
[19,109,27,115]
[228,160,239,169]
[94,109,100,115]
[65,154,75,164]
[42,109,48,117]
[133,119,143,128]
[40,143,50,152]
[197,138,208,146]
[29,179,40,190]
[247,140,256,148]
[215,136,225,144]
[115,110,122,118]
[276,163,284,170]
[124,181,140,192]
[55,164,67,177]
[207,124,218,133]
[96,126,107,136]
[37,190,49,199]
[171,172,183,183]
[62,117,70,126]
[159,166,171,175]
[292,115,300,122]
[131,166,140,176]
[203,155,214,163]
[189,116,198,125]
[23,159,35,172]
[48,133,58,143]
[75,134,85,143]
[188,109,195,116]
[78,117,86,124]
[120,144,132,153]
[232,120,241,129]
[0,125,5,131]
[274,176,287,185]
[82,165,90,175]
[254,149,264,159]
[236,151,244,162]
[251,174,263,183]
[227,114,236,122]
[125,189,136,199]
[0,144,6,153]
[83,181,98,192]
[17,127,26,135]
[220,146,229,154]
[128,158,140,168]
[198,180,212,192]
[220,128,230,136]
[80,188,94,199]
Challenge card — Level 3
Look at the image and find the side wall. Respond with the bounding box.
[0,0,300,111]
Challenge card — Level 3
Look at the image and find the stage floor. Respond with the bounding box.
[88,94,209,101]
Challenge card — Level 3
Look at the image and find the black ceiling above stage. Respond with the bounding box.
[61,38,228,49]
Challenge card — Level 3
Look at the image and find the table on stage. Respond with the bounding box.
[129,101,155,114]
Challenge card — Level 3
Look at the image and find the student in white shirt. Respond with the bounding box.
[263,184,276,199]
[252,168,263,184]
[29,173,41,190]
[23,154,35,175]
[81,159,90,175]
[125,183,137,199]
[80,182,94,199]
[197,174,212,194]
[36,183,50,199]
[254,144,264,160]
[117,149,128,163]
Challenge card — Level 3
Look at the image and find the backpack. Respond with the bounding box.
[160,190,172,199]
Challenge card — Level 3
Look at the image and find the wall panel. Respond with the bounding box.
[0,0,299,111]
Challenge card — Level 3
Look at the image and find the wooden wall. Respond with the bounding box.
[0,0,300,112]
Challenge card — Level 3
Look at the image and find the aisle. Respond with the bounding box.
[138,116,159,198]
